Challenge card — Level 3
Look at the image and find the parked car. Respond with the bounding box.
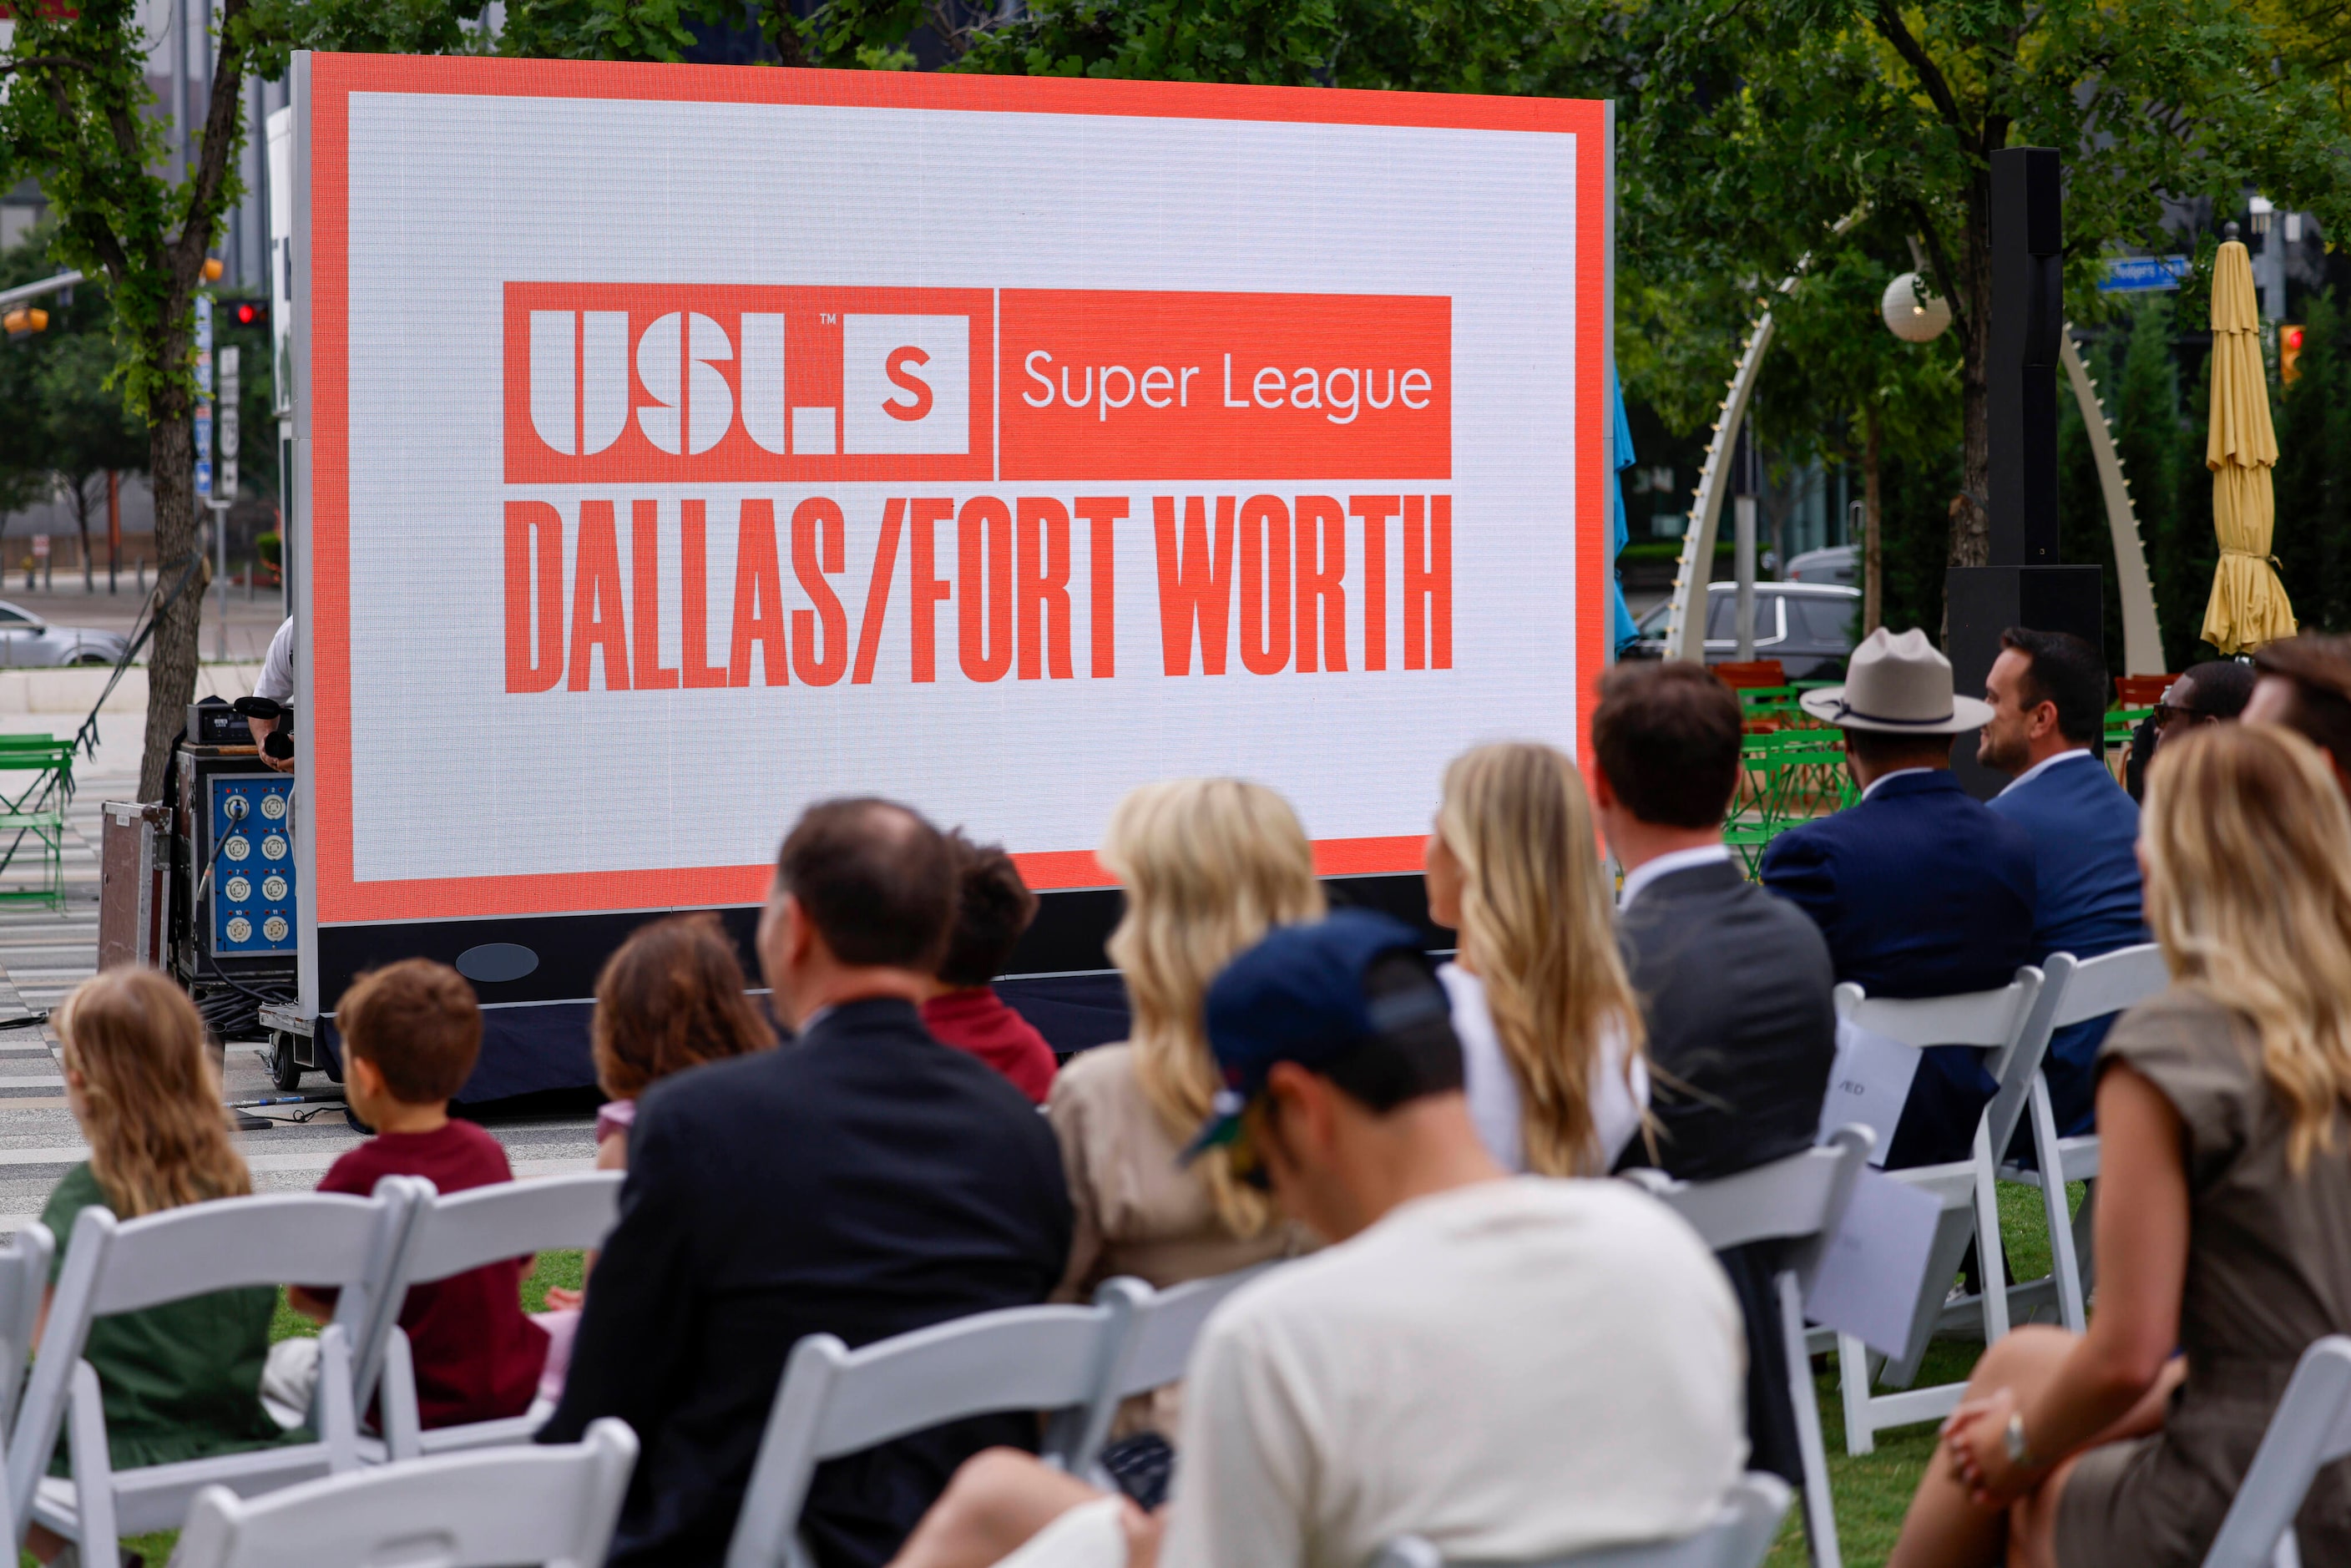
[1624,581,1861,680]
[1786,544,1858,586]
[0,601,129,666]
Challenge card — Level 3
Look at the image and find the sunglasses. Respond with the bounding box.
[1215,1099,1275,1191]
[2151,703,2213,730]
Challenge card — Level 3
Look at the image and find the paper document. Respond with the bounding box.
[1803,1167,1943,1358]
[1820,1019,1923,1166]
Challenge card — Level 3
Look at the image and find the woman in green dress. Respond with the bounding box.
[28,969,286,1566]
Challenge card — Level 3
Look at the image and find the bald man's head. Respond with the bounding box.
[775,797,955,970]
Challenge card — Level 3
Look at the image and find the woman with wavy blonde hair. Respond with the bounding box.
[28,969,285,1540]
[1047,778,1322,1308]
[1425,741,1649,1176]
[1892,722,2351,1568]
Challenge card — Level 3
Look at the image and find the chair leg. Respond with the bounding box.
[2030,1085,2086,1333]
[1778,1273,1841,1568]
[2071,1179,2097,1307]
[67,1360,119,1568]
[1971,1126,2011,1344]
[1836,1330,1876,1458]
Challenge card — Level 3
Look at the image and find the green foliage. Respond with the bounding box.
[495,0,705,63]
[0,227,148,544]
[2275,294,2351,635]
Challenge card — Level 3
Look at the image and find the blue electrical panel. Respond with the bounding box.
[209,776,296,955]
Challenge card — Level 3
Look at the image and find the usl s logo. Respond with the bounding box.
[504,284,992,483]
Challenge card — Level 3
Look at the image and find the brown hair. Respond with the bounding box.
[1592,662,1743,828]
[2252,636,2351,768]
[594,913,776,1100]
[776,798,955,970]
[937,833,1040,989]
[57,969,251,1219]
[338,959,483,1105]
[2143,724,2351,1171]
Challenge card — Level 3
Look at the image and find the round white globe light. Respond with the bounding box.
[1881,272,1953,343]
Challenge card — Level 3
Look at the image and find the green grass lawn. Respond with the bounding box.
[73,1191,2082,1568]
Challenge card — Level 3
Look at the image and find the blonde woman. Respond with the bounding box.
[1424,741,1650,1174]
[1892,723,2351,1568]
[1048,779,1321,1306]
[28,970,286,1561]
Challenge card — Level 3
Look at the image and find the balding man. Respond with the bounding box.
[540,798,1074,1568]
[2248,636,2351,796]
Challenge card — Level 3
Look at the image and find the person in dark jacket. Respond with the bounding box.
[538,798,1074,1568]
[1592,659,1837,1498]
[1977,628,2149,1138]
[1762,627,2038,1170]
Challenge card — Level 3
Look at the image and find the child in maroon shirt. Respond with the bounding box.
[920,832,1058,1102]
[291,960,548,1427]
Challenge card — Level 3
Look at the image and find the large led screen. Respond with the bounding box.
[293,55,1612,940]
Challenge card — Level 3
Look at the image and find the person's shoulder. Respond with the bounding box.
[1051,1041,1139,1105]
[635,1048,789,1130]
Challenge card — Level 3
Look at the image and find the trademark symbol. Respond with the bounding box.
[822,313,838,324]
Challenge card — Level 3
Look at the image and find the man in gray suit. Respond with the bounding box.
[1593,659,1837,1492]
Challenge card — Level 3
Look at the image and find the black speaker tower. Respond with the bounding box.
[1949,147,2104,797]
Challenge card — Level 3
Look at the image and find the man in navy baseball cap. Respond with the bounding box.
[1182,909,1470,1221]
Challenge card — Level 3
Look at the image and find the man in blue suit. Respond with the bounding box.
[1978,628,2148,1138]
[1762,627,2037,1168]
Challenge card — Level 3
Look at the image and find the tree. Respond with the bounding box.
[0,229,149,590]
[1615,0,2351,606]
[0,0,489,797]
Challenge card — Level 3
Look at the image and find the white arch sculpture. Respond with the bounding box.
[1663,321,2162,677]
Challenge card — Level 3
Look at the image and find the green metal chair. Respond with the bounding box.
[0,738,74,910]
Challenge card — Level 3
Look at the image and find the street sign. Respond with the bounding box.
[194,296,215,499]
[219,347,241,498]
[31,536,49,559]
[2099,255,2192,293]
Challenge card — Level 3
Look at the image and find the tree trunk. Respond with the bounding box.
[1863,406,1883,635]
[141,409,205,802]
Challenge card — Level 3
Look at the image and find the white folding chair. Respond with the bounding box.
[2202,1337,2351,1568]
[1054,1263,1277,1474]
[169,1414,637,1568]
[1370,1472,1792,1568]
[1623,1126,1873,1568]
[0,1222,55,1435]
[5,1188,418,1567]
[724,1301,1132,1568]
[362,1170,624,1460]
[1825,967,2046,1454]
[1998,943,2168,1332]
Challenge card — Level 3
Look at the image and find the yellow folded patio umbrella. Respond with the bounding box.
[2201,234,2295,654]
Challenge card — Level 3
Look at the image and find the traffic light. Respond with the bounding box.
[2283,324,2305,385]
[229,299,270,329]
[2,308,47,336]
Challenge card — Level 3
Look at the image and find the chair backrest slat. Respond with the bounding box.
[169,1417,639,1568]
[1105,1264,1272,1399]
[90,1191,395,1315]
[727,1305,1121,1568]
[402,1172,623,1283]
[2048,943,2168,1029]
[1636,1128,1873,1263]
[1833,971,2041,1052]
[811,1306,1116,1459]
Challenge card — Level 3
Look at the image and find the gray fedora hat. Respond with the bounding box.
[1799,627,1995,735]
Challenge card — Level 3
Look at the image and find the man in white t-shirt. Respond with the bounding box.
[247,616,294,772]
[886,909,1747,1568]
